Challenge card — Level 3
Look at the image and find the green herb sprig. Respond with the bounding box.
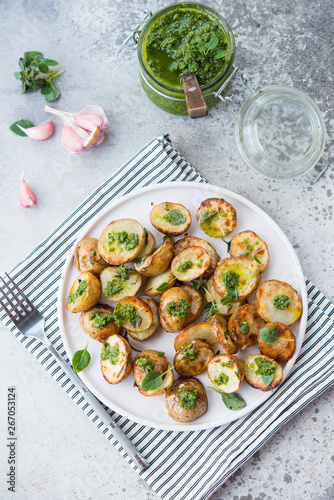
[141,365,174,391]
[72,337,91,373]
[208,387,246,410]
[14,51,65,102]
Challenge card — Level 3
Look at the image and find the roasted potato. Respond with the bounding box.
[134,238,174,276]
[174,339,214,377]
[100,334,132,385]
[174,322,217,351]
[229,231,269,273]
[243,354,283,391]
[79,304,121,341]
[171,246,210,282]
[207,354,244,393]
[133,350,174,396]
[100,265,142,302]
[126,296,159,341]
[204,276,245,316]
[159,287,193,332]
[174,236,220,278]
[255,280,302,325]
[213,257,261,301]
[73,237,109,275]
[196,198,237,238]
[150,202,191,236]
[66,271,101,313]
[114,297,153,333]
[135,229,156,261]
[257,322,296,363]
[209,314,238,354]
[98,218,145,265]
[180,285,203,324]
[165,378,208,422]
[145,267,176,297]
[228,303,265,348]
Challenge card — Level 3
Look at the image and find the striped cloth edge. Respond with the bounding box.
[0,136,333,500]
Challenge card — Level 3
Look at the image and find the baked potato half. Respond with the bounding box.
[126,296,159,341]
[134,238,174,276]
[73,237,109,275]
[174,236,220,278]
[171,246,210,282]
[79,304,121,342]
[174,339,214,377]
[113,297,153,333]
[100,265,142,302]
[98,218,145,265]
[243,354,283,391]
[205,276,245,316]
[209,314,238,354]
[174,322,217,351]
[207,354,244,393]
[255,280,302,325]
[100,334,132,385]
[257,322,296,363]
[228,303,265,348]
[165,378,208,422]
[159,287,192,333]
[66,271,101,313]
[135,229,156,261]
[150,202,191,236]
[213,257,261,301]
[133,350,174,396]
[145,267,176,297]
[196,198,237,238]
[180,285,203,324]
[229,230,269,273]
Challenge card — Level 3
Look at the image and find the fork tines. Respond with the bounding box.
[0,273,33,322]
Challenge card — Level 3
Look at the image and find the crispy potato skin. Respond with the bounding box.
[135,230,156,261]
[174,339,214,377]
[243,354,283,391]
[100,266,142,302]
[207,354,244,393]
[165,378,208,422]
[257,322,296,363]
[98,218,145,265]
[229,230,269,274]
[228,303,264,348]
[196,198,237,238]
[126,296,159,341]
[79,304,121,341]
[117,297,153,332]
[159,287,192,332]
[145,267,176,297]
[150,202,191,236]
[209,314,238,354]
[74,237,109,275]
[174,236,220,278]
[133,350,173,396]
[213,257,261,301]
[205,276,245,316]
[100,334,132,385]
[174,322,217,351]
[134,238,174,276]
[171,246,210,281]
[255,280,302,325]
[180,285,203,325]
[66,272,101,313]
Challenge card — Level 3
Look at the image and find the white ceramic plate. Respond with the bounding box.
[58,182,307,431]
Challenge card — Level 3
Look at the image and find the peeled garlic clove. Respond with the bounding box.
[62,125,89,154]
[17,121,54,141]
[19,172,37,208]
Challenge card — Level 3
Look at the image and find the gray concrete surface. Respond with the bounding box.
[0,0,333,499]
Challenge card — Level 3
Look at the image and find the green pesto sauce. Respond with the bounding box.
[214,372,229,386]
[163,207,186,225]
[178,388,198,410]
[136,357,155,373]
[166,298,191,318]
[177,260,193,273]
[273,294,291,310]
[89,311,114,329]
[104,279,124,298]
[255,357,277,377]
[66,279,88,304]
[101,343,120,365]
[181,343,197,361]
[222,270,239,290]
[144,7,229,89]
[239,320,250,335]
[107,231,139,252]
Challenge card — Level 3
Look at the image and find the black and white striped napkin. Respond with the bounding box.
[1,136,334,500]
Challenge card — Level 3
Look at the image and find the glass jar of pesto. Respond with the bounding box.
[136,3,235,115]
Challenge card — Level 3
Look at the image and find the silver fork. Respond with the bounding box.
[0,273,149,470]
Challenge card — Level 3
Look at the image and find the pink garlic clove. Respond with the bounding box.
[19,172,37,208]
[62,125,90,154]
[17,121,54,141]
[74,114,106,131]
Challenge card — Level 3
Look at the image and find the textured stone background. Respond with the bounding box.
[0,0,333,499]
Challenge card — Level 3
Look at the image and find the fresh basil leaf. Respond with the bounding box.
[226,287,238,299]
[207,37,218,50]
[208,387,246,410]
[164,209,186,225]
[141,370,163,390]
[42,59,59,66]
[220,295,232,305]
[72,346,91,373]
[259,326,279,344]
[130,315,142,329]
[156,282,170,292]
[214,49,232,60]
[9,119,34,137]
[38,63,49,73]
[254,256,261,264]
[261,374,274,386]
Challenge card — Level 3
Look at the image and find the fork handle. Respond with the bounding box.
[46,343,149,470]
